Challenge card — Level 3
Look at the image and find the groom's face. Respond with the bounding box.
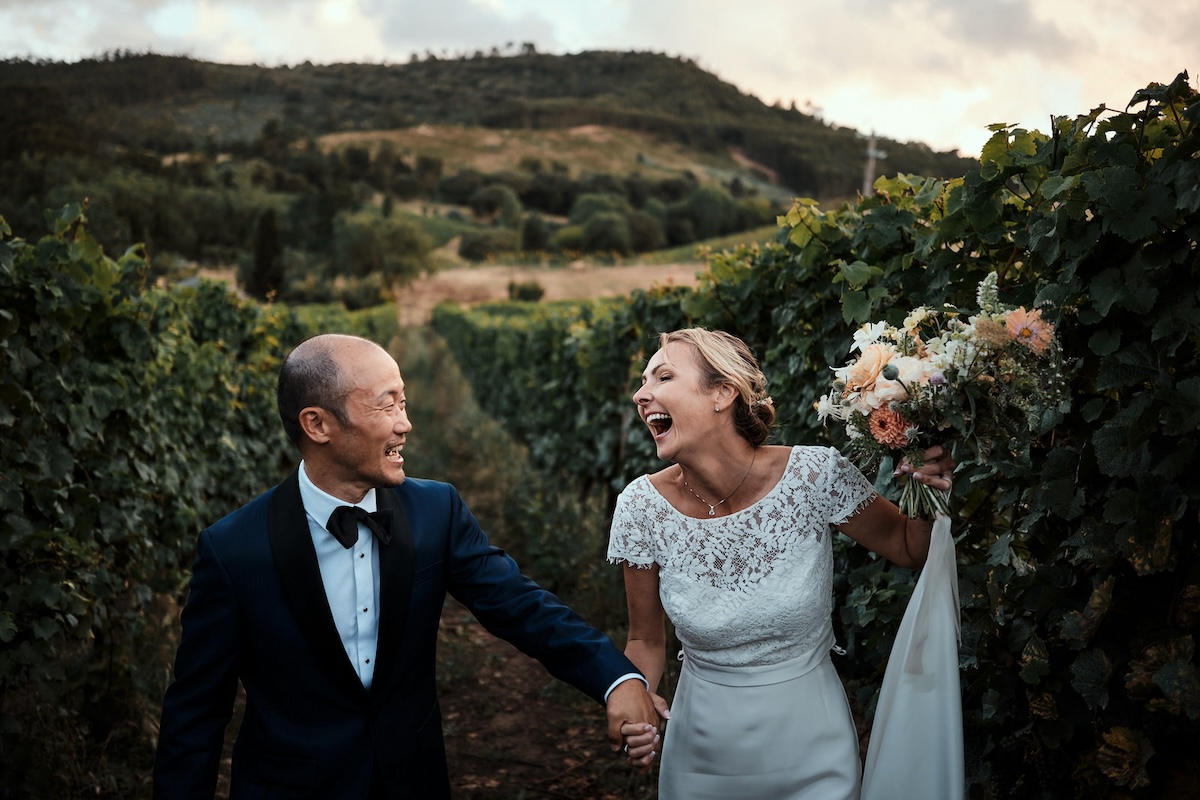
[322,343,411,500]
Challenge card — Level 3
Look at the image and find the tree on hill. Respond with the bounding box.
[243,207,283,300]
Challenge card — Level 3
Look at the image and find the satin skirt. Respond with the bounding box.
[659,642,861,800]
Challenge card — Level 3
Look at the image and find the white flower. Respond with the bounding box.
[927,329,979,372]
[902,306,932,335]
[815,393,838,423]
[850,321,889,353]
[892,355,939,386]
[976,271,1002,314]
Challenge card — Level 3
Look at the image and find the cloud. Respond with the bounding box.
[360,0,558,56]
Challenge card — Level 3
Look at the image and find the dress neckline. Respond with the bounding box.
[642,446,802,521]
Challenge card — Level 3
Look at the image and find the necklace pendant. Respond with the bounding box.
[708,506,716,516]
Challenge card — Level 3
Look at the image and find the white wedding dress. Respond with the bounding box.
[608,446,876,799]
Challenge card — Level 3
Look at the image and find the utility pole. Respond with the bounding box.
[863,133,888,195]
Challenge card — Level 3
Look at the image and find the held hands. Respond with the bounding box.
[618,692,670,773]
[606,681,661,773]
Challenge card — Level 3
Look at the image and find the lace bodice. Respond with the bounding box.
[608,446,877,668]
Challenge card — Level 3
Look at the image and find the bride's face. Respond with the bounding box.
[632,343,718,461]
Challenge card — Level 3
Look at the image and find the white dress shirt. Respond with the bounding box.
[298,461,381,689]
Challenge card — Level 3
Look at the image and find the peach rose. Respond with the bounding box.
[843,342,895,393]
[871,355,936,404]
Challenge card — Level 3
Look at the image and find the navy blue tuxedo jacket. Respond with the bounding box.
[153,470,637,799]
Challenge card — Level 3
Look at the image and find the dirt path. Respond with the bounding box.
[397,262,704,326]
[438,601,658,800]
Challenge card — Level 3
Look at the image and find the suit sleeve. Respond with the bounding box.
[153,528,241,800]
[441,486,639,704]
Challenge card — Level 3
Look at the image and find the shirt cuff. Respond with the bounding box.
[603,673,649,702]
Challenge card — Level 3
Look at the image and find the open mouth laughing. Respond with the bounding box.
[385,444,404,463]
[646,412,673,439]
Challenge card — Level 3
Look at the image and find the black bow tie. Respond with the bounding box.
[326,505,393,549]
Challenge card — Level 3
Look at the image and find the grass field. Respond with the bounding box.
[319,123,793,204]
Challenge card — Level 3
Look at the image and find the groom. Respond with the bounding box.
[153,333,657,799]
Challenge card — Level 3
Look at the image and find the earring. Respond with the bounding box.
[714,404,721,412]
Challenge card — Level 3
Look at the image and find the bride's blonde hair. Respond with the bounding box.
[658,328,775,447]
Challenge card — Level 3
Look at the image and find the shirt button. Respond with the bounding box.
[359,553,365,558]
[365,658,370,664]
[362,607,368,613]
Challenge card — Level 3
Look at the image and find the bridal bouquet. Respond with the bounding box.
[816,272,1069,519]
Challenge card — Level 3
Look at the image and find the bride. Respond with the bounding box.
[609,328,954,799]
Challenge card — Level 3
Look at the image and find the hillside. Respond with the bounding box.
[0,50,975,200]
[317,123,794,206]
[0,49,980,312]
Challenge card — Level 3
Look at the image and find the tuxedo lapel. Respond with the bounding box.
[371,487,416,692]
[267,470,366,696]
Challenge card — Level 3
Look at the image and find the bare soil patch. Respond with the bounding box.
[397,261,703,326]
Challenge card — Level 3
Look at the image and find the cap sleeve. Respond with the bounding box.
[822,447,879,525]
[606,478,659,569]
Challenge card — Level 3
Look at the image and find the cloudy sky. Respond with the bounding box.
[1,0,1195,157]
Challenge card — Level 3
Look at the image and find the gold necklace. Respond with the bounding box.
[680,450,757,516]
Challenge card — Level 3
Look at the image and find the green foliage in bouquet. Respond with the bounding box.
[434,71,1200,797]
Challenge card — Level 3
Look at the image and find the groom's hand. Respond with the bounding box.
[605,679,658,760]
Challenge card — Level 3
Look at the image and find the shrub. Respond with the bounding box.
[435,167,485,205]
[549,224,584,254]
[521,170,576,216]
[654,174,697,202]
[581,211,632,255]
[341,272,392,310]
[331,208,431,283]
[457,228,519,261]
[577,172,626,198]
[520,213,551,252]
[278,250,338,305]
[568,192,631,226]
[414,154,443,194]
[626,209,666,252]
[468,184,522,227]
[623,173,652,208]
[392,174,421,199]
[735,195,779,230]
[664,201,697,245]
[508,279,545,302]
[685,184,738,240]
